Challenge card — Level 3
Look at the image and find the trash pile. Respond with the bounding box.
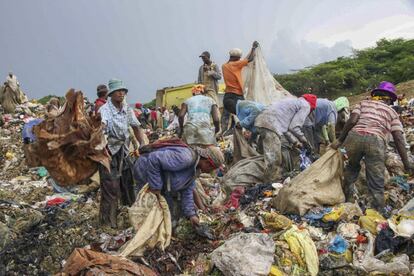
[1,95,414,276]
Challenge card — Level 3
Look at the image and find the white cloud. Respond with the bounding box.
[266,30,353,73]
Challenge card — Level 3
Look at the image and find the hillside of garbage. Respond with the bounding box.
[0,92,414,276]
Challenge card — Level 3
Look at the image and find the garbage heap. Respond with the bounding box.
[1,97,414,276]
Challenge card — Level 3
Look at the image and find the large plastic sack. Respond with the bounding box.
[0,85,25,113]
[282,225,319,276]
[24,89,110,185]
[222,155,266,194]
[232,127,259,164]
[273,149,345,215]
[211,233,275,276]
[61,248,157,276]
[353,230,410,274]
[242,46,293,105]
[119,184,171,257]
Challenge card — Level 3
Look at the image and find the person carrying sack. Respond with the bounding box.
[133,139,224,228]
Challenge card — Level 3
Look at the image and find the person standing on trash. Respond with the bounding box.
[254,94,317,182]
[98,78,147,228]
[94,84,108,114]
[133,102,148,128]
[198,51,222,104]
[149,107,157,130]
[133,141,224,227]
[334,96,350,137]
[178,84,220,146]
[221,41,259,134]
[45,97,61,118]
[332,81,413,216]
[162,106,169,129]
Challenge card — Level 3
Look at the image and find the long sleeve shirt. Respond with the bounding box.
[315,99,337,127]
[254,97,310,140]
[133,146,198,217]
[197,62,222,93]
[236,100,265,133]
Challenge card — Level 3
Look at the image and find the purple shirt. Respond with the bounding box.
[133,146,197,217]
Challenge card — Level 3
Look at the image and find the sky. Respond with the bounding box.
[1,0,414,103]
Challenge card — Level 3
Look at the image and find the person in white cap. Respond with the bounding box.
[221,41,259,133]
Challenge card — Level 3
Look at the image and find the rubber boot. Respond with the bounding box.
[372,193,389,218]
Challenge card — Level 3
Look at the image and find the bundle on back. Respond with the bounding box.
[25,89,110,185]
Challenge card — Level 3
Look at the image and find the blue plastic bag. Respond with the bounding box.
[299,149,312,171]
[328,235,348,254]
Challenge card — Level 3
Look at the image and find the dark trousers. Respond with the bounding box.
[99,148,135,227]
[221,92,244,133]
[343,131,386,209]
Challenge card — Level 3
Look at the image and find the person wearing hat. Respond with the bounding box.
[332,81,413,216]
[98,78,147,227]
[334,96,350,137]
[221,41,259,134]
[254,94,317,181]
[133,102,149,128]
[94,84,108,114]
[134,141,224,228]
[178,85,220,146]
[197,51,222,104]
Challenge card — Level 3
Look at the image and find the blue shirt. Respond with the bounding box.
[236,100,265,133]
[133,146,198,217]
[99,100,140,154]
[315,99,337,126]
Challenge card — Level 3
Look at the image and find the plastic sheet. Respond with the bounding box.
[242,46,293,105]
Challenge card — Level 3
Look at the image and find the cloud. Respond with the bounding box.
[267,30,353,74]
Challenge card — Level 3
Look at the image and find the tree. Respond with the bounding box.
[275,38,414,99]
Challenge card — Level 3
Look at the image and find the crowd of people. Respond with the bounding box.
[2,40,413,234]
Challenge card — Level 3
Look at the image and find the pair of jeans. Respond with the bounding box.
[343,131,386,209]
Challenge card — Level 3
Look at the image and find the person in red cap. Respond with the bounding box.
[332,81,413,216]
[133,102,148,128]
[253,94,317,182]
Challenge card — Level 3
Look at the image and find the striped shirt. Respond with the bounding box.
[351,100,403,142]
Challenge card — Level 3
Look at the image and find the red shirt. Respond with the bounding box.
[150,110,157,120]
[94,98,107,113]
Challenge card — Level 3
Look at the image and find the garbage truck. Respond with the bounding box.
[156,83,225,109]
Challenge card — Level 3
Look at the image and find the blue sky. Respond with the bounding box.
[1,0,413,102]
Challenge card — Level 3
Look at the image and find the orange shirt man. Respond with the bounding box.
[222,41,258,115]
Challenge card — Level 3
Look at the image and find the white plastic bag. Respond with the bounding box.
[243,46,294,105]
[211,233,275,276]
